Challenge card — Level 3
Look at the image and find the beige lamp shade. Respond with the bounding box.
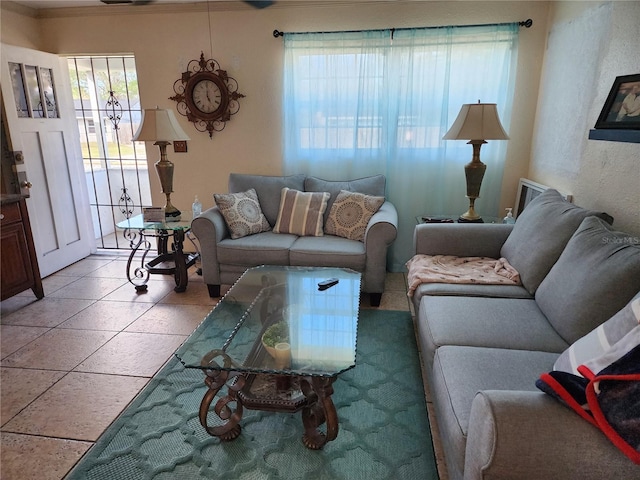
[443,102,509,141]
[133,107,190,142]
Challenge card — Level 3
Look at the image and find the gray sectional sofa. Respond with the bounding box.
[410,189,640,480]
[191,173,398,306]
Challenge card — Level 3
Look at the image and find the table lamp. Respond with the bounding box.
[443,101,509,222]
[133,107,190,218]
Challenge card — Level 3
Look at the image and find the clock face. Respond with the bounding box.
[170,52,245,138]
[192,79,222,114]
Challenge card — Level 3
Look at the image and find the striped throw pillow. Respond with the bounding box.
[273,188,330,237]
[553,295,640,374]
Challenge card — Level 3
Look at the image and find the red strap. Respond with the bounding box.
[577,364,595,380]
[539,373,596,426]
[586,373,640,464]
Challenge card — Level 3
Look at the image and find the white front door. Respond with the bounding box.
[1,43,94,277]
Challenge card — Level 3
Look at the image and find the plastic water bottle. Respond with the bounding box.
[502,208,515,224]
[192,195,202,218]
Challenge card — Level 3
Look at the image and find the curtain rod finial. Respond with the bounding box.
[519,19,533,28]
[273,29,283,38]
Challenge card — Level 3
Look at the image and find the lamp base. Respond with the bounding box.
[164,197,181,218]
[459,198,482,223]
[154,141,181,219]
[458,140,488,223]
[164,207,181,218]
[161,193,181,219]
[458,216,484,223]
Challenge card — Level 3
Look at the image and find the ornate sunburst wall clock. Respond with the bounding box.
[170,52,245,138]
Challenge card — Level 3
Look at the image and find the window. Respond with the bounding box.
[283,25,519,271]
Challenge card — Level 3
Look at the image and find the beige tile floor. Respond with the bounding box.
[0,253,447,480]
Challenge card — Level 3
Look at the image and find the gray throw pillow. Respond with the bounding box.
[304,175,386,224]
[535,216,640,345]
[553,292,640,374]
[228,173,306,226]
[500,189,613,294]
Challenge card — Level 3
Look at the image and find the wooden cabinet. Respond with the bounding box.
[1,195,44,301]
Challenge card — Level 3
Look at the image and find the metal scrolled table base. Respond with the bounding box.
[123,227,198,293]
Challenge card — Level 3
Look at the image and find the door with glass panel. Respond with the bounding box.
[1,43,93,277]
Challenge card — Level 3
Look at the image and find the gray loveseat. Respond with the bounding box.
[410,189,640,479]
[191,173,398,306]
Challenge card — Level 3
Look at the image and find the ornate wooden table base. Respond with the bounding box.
[199,351,339,449]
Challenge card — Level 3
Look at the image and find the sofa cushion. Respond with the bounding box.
[228,173,306,226]
[500,189,613,294]
[412,282,531,302]
[273,188,330,236]
[289,235,366,271]
[419,296,569,370]
[431,345,559,479]
[304,175,386,224]
[324,190,385,241]
[217,231,296,265]
[213,188,271,239]
[536,216,640,345]
[553,292,640,374]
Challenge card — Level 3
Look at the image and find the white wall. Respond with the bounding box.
[1,1,549,222]
[529,1,640,235]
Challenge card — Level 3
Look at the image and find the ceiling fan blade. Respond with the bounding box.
[100,0,154,5]
[243,1,275,8]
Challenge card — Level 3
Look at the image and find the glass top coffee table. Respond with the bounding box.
[175,265,361,449]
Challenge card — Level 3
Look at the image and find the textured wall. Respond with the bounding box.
[529,1,640,235]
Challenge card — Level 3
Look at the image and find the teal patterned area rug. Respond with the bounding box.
[66,309,438,480]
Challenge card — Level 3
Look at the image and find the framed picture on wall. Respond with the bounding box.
[594,73,640,130]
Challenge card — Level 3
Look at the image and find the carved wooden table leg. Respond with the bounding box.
[300,376,338,449]
[199,350,245,441]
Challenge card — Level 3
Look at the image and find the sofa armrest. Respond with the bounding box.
[464,390,637,480]
[413,223,513,258]
[190,206,229,285]
[362,201,398,293]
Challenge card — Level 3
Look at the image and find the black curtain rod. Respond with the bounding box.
[273,19,532,38]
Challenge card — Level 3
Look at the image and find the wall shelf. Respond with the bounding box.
[588,129,640,143]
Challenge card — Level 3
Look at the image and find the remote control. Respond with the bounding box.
[317,278,339,290]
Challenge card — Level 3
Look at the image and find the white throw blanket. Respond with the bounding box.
[406,255,521,297]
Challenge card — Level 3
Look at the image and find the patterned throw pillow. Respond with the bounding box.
[273,188,330,237]
[325,190,385,241]
[213,188,271,239]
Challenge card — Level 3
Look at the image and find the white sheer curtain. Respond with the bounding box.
[283,24,519,271]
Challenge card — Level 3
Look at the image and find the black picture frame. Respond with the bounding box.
[595,74,640,130]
